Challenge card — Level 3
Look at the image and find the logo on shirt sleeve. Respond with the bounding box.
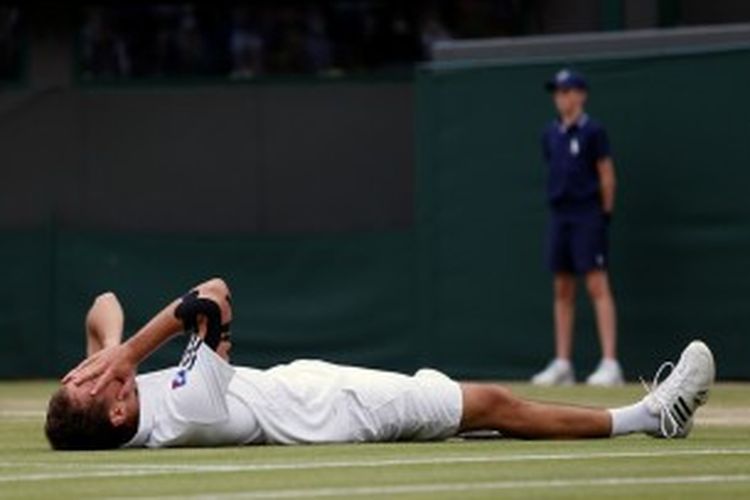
[171,334,202,390]
[172,368,188,389]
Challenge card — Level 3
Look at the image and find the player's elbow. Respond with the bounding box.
[93,291,121,308]
[203,277,230,296]
[86,292,123,329]
[199,277,233,320]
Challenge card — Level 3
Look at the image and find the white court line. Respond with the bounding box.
[115,474,750,500]
[0,469,185,483]
[0,448,749,482]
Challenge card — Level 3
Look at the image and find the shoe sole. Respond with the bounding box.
[683,340,716,406]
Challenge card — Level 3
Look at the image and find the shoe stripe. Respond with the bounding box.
[672,403,688,424]
[678,396,693,416]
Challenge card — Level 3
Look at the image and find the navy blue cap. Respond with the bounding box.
[545,69,588,92]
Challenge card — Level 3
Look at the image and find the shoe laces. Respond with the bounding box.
[639,361,681,439]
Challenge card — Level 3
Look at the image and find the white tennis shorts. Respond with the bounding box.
[233,360,464,444]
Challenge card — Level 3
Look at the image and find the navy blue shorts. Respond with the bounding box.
[546,211,609,274]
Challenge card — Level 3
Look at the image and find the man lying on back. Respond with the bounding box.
[47,278,714,449]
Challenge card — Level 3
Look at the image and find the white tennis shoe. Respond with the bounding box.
[642,340,715,438]
[531,359,575,386]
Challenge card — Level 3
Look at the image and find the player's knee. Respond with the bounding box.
[485,386,516,409]
[461,384,521,430]
[470,385,516,419]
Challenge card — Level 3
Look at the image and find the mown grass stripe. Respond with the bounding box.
[1,448,749,481]
[114,474,750,499]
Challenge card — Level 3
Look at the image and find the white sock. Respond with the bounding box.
[608,401,659,436]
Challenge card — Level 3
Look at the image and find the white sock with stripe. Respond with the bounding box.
[608,401,659,436]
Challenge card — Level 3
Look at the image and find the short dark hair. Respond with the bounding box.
[44,387,136,450]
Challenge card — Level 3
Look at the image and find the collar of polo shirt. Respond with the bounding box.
[558,113,589,133]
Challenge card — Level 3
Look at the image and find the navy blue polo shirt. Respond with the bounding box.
[541,114,611,213]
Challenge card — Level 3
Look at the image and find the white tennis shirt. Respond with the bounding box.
[124,336,463,448]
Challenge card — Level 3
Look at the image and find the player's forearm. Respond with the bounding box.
[121,300,184,366]
[122,278,232,366]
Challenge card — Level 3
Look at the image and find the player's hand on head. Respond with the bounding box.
[62,344,137,398]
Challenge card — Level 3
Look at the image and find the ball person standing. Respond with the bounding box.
[532,69,623,386]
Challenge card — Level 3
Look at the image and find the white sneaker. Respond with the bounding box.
[531,359,575,386]
[586,359,624,386]
[642,340,715,438]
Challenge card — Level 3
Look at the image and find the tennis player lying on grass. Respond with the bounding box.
[47,278,714,450]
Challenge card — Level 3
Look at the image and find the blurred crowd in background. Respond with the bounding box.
[0,2,749,81]
[78,1,532,80]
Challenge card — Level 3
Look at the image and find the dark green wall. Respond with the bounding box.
[417,47,750,379]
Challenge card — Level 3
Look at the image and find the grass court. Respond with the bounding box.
[1,381,748,499]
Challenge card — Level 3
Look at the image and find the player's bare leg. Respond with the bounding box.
[460,383,611,439]
[584,270,623,385]
[85,292,124,356]
[464,340,713,439]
